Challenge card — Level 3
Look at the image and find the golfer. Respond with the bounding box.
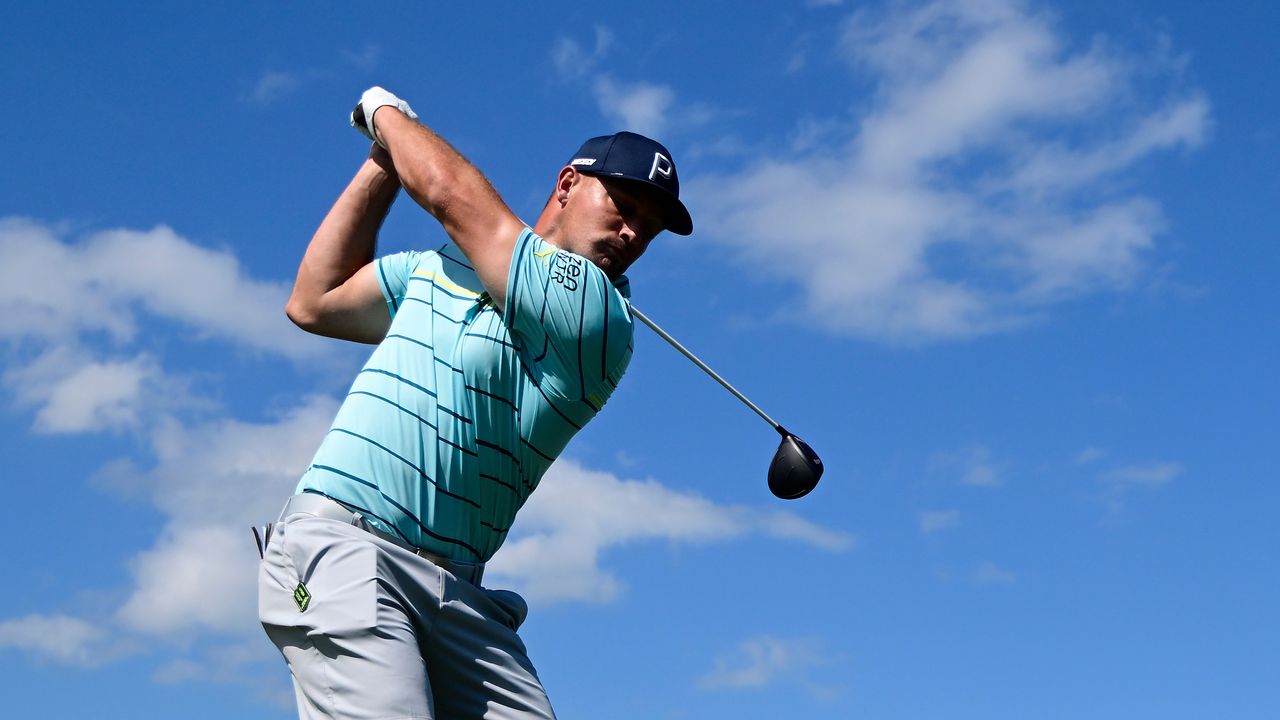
[257,86,693,719]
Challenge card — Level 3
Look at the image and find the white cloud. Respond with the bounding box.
[5,351,187,434]
[62,394,333,641]
[131,395,339,523]
[592,77,676,138]
[152,640,296,710]
[690,0,1208,343]
[919,509,960,534]
[698,635,829,691]
[932,445,1003,487]
[117,525,259,636]
[0,614,126,667]
[488,459,854,603]
[551,28,711,137]
[0,218,319,359]
[0,397,326,662]
[973,560,1016,585]
[963,446,1001,486]
[250,48,382,104]
[0,394,336,674]
[551,26,612,80]
[0,217,343,677]
[1075,447,1106,464]
[249,71,299,104]
[109,395,337,636]
[1097,460,1181,513]
[1004,95,1210,196]
[33,357,153,432]
[342,44,380,70]
[0,218,333,436]
[1104,461,1181,487]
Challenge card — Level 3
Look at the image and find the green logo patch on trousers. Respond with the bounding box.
[293,582,311,612]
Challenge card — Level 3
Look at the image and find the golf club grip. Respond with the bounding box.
[629,304,782,431]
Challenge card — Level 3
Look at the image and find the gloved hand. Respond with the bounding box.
[350,86,419,148]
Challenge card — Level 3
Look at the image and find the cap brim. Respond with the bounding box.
[584,171,694,236]
[662,197,694,236]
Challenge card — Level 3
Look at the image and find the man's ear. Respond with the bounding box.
[555,166,580,207]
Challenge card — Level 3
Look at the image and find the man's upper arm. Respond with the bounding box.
[290,260,394,344]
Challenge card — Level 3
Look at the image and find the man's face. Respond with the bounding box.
[558,172,666,278]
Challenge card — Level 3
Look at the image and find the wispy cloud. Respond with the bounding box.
[961,446,1002,487]
[248,70,299,105]
[0,217,338,676]
[488,459,854,603]
[1076,447,1107,464]
[244,44,381,106]
[690,0,1208,343]
[551,26,612,80]
[919,509,961,534]
[342,44,380,71]
[699,635,838,696]
[4,351,180,434]
[1099,460,1181,513]
[1103,461,1182,487]
[105,395,339,636]
[0,218,319,358]
[151,640,296,710]
[0,615,131,667]
[551,28,711,137]
[933,445,1004,487]
[0,394,336,678]
[973,560,1016,585]
[592,77,676,137]
[0,218,332,436]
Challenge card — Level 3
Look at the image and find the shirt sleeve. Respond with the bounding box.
[375,250,423,319]
[504,228,634,405]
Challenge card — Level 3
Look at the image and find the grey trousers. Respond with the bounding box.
[258,511,555,720]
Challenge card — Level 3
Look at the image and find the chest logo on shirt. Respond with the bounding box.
[550,253,583,292]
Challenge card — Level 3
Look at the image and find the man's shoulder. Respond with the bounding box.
[399,243,487,299]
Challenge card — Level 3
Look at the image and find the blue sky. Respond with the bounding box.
[1,1,1277,718]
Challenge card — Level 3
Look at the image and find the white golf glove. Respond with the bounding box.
[350,86,418,148]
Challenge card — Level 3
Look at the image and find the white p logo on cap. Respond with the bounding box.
[649,152,674,182]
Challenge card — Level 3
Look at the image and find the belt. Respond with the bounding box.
[279,493,485,586]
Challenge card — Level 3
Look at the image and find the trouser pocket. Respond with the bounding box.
[251,523,274,559]
[485,588,529,631]
[259,516,379,637]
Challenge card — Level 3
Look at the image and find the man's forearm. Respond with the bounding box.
[374,109,504,235]
[287,152,399,326]
[372,106,522,304]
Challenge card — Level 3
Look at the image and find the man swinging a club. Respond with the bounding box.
[257,86,692,719]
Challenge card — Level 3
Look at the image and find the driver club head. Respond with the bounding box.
[768,432,824,500]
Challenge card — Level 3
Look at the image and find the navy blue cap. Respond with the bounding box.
[567,131,693,235]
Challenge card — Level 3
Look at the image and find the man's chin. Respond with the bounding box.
[588,252,621,277]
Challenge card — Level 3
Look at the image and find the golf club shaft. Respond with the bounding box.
[629,305,784,433]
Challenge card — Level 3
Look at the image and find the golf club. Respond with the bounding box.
[629,305,824,499]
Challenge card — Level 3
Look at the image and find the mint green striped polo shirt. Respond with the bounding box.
[296,228,634,562]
